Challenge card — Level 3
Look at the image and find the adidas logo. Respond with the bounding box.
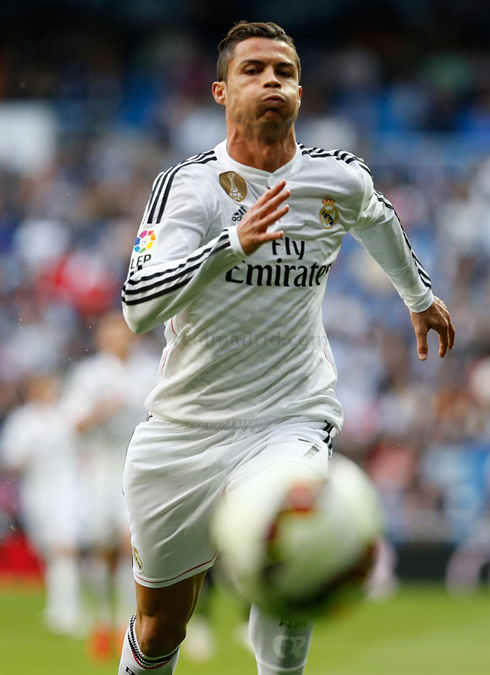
[232,206,247,222]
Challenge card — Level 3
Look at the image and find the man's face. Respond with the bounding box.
[214,37,302,134]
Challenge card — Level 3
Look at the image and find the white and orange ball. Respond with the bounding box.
[211,455,384,618]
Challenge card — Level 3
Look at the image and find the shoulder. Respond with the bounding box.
[298,144,372,205]
[299,143,371,179]
[146,149,219,224]
[154,149,219,187]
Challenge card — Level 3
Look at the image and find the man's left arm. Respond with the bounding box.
[350,166,455,360]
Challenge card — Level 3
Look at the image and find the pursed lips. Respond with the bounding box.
[262,95,285,106]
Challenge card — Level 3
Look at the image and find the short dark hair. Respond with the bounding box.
[217,21,301,83]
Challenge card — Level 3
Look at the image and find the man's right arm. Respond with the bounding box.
[121,171,246,334]
[122,173,289,334]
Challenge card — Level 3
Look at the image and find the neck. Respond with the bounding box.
[226,124,297,173]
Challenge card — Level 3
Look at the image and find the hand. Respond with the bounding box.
[410,296,455,361]
[237,180,289,256]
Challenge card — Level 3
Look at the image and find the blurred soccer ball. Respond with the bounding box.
[212,455,384,618]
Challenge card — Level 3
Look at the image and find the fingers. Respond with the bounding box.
[438,325,449,358]
[255,180,287,207]
[262,203,289,226]
[412,296,455,361]
[448,316,456,350]
[434,296,456,356]
[257,187,290,221]
[237,182,290,255]
[416,330,429,361]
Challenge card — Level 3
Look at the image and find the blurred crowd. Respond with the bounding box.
[1,16,490,626]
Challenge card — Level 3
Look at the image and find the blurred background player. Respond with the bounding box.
[64,310,159,659]
[0,371,83,636]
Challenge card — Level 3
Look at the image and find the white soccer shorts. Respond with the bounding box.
[122,415,333,588]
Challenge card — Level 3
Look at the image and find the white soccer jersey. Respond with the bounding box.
[63,350,159,544]
[1,402,80,550]
[64,350,158,457]
[122,141,433,431]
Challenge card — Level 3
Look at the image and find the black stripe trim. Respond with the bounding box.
[124,239,231,299]
[122,278,191,306]
[374,191,432,288]
[303,146,373,175]
[375,192,394,211]
[126,231,230,288]
[147,151,216,224]
[398,225,432,281]
[122,233,231,303]
[126,243,214,286]
[209,241,231,256]
[336,149,372,176]
[417,276,432,289]
[414,264,431,283]
[356,163,373,176]
[146,172,167,222]
[155,154,217,224]
[302,151,333,158]
[123,261,203,296]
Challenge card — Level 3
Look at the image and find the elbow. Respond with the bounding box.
[122,306,151,335]
[130,322,149,335]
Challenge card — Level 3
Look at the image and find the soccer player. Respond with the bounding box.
[119,21,455,675]
[1,372,83,636]
[64,311,158,657]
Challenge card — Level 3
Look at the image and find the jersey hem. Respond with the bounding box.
[148,410,340,433]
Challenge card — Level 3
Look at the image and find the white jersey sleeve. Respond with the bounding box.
[350,161,434,313]
[122,155,246,334]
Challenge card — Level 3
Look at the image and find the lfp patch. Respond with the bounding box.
[134,229,156,254]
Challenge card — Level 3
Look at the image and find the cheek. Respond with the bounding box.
[228,88,254,114]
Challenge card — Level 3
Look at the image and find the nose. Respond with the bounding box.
[263,67,281,88]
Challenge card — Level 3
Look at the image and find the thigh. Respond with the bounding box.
[123,417,231,588]
[136,571,206,625]
[228,418,332,494]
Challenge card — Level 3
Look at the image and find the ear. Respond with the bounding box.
[212,81,227,107]
[298,85,302,107]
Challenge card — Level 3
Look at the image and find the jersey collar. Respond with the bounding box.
[214,140,302,186]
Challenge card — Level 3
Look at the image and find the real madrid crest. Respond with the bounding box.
[319,196,339,229]
[133,547,143,572]
[219,171,248,202]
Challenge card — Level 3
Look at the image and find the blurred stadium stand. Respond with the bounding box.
[1,0,490,583]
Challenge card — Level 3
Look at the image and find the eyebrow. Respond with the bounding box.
[237,59,296,70]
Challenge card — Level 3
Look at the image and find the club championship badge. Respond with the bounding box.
[219,171,248,202]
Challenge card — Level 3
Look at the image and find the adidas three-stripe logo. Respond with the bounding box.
[232,206,247,222]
